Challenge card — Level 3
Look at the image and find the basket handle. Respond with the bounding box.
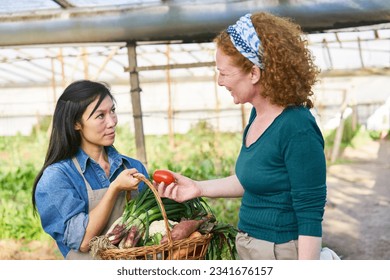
[134,174,173,245]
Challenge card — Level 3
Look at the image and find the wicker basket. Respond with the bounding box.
[94,175,212,260]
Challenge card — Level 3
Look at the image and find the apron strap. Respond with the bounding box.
[72,157,95,200]
[67,157,129,260]
[72,157,131,203]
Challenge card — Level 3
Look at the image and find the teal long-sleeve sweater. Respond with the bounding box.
[235,106,327,244]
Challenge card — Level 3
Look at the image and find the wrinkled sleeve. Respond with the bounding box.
[63,212,89,250]
[35,165,88,253]
[284,129,327,237]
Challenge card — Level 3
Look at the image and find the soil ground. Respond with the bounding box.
[1,138,389,260]
[0,239,62,260]
[322,138,390,260]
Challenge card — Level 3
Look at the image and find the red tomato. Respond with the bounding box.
[153,170,176,185]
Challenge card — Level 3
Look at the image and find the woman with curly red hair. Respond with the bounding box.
[158,12,327,260]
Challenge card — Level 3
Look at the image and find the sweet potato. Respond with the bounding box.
[171,231,202,260]
[188,231,202,239]
[161,219,204,244]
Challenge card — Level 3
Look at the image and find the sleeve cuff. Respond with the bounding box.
[63,212,89,250]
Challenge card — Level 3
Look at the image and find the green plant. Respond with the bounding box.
[0,164,47,240]
[324,115,361,161]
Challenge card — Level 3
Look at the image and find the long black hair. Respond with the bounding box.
[32,80,115,210]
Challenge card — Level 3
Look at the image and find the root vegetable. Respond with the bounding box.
[118,225,144,249]
[105,216,123,235]
[188,231,202,239]
[171,231,202,259]
[161,219,205,244]
[106,223,127,245]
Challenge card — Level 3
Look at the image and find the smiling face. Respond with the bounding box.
[216,48,259,105]
[74,95,118,152]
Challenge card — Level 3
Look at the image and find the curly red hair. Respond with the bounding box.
[214,12,320,108]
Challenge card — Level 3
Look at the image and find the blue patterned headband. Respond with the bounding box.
[226,13,265,69]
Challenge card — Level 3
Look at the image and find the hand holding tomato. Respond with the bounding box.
[155,170,201,203]
[153,169,176,185]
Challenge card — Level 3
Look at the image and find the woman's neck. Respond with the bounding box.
[252,97,285,121]
[81,144,107,163]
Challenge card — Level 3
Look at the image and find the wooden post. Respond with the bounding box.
[357,37,365,69]
[127,42,147,166]
[81,47,89,79]
[351,101,358,131]
[331,90,348,163]
[58,48,66,88]
[322,38,333,69]
[46,55,57,137]
[50,57,57,108]
[213,68,221,132]
[166,45,175,148]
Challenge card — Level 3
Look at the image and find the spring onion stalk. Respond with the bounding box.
[105,186,197,248]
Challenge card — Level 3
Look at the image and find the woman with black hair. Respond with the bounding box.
[32,80,148,259]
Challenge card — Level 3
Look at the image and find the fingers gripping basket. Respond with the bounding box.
[92,175,212,260]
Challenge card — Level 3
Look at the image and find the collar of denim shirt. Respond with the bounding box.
[74,146,124,174]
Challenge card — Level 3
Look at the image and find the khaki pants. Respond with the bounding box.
[236,231,298,260]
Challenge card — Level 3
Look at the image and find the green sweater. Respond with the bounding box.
[236,106,327,244]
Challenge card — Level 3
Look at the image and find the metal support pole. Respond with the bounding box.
[322,38,333,69]
[126,42,147,166]
[331,89,348,163]
[166,44,175,149]
[357,37,365,69]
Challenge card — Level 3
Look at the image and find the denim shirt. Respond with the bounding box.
[34,146,148,258]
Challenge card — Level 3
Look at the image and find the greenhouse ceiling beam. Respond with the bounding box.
[1,0,390,46]
[125,61,216,72]
[2,66,390,89]
[51,0,75,9]
[319,68,390,78]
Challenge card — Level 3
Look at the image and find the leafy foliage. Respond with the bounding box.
[0,164,45,240]
[324,114,361,157]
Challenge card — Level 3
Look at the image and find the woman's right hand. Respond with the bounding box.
[112,168,143,192]
[157,171,201,203]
